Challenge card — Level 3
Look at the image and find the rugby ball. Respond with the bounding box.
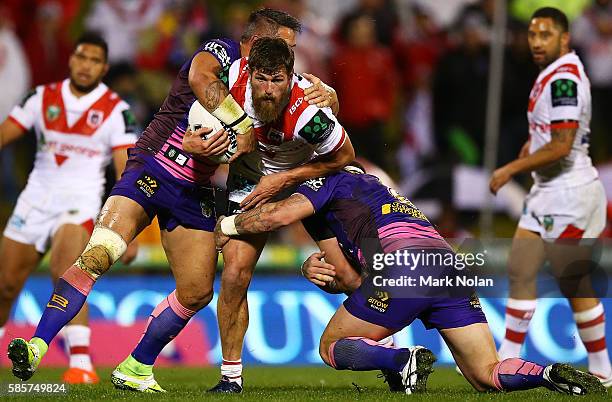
[187,100,237,164]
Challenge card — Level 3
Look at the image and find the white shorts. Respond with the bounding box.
[3,182,101,253]
[518,179,606,241]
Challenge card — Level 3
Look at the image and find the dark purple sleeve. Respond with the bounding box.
[295,174,342,212]
[199,38,241,71]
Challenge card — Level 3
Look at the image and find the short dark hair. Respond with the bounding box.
[531,7,569,33]
[241,8,302,42]
[75,32,109,61]
[248,37,294,76]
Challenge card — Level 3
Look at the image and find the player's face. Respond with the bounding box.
[251,68,292,123]
[527,17,568,68]
[69,44,109,93]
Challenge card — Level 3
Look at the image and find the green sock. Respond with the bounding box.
[121,355,153,376]
[30,337,49,357]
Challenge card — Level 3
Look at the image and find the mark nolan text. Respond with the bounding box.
[373,275,494,287]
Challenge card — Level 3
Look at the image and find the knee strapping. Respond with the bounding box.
[75,226,127,278]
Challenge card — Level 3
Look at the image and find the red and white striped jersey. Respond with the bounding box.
[227,57,346,175]
[9,79,136,198]
[527,52,597,188]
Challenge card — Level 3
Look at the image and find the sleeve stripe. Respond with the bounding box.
[329,128,346,154]
[8,115,28,132]
[550,120,579,129]
[111,144,135,151]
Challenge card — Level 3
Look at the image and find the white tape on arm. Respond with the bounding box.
[221,215,239,236]
[212,94,253,135]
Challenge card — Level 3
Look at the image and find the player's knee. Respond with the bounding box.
[221,262,253,291]
[318,333,336,368]
[176,287,213,311]
[75,226,127,279]
[462,365,497,392]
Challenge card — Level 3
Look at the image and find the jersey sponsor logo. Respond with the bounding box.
[87,109,105,128]
[122,109,137,133]
[135,173,159,198]
[543,215,554,232]
[289,97,303,115]
[46,105,61,121]
[366,291,390,313]
[200,198,214,218]
[164,145,189,167]
[204,41,231,68]
[303,177,326,191]
[381,202,428,220]
[469,293,482,310]
[299,110,335,144]
[551,79,578,107]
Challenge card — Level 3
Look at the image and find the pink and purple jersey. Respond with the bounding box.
[135,38,241,185]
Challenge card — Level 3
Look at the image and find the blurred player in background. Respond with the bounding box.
[489,7,611,386]
[0,33,138,384]
[215,164,606,395]
[189,37,353,393]
[7,8,336,392]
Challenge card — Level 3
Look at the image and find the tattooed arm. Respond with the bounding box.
[490,127,576,194]
[214,194,315,249]
[188,52,256,161]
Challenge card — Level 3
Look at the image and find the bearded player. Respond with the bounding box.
[489,7,611,387]
[0,33,138,384]
[214,164,606,396]
[7,9,337,392]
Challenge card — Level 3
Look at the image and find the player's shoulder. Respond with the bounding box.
[199,37,240,69]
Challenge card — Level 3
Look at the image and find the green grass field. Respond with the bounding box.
[0,366,608,401]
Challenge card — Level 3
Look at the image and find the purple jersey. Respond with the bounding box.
[296,171,452,271]
[135,38,241,185]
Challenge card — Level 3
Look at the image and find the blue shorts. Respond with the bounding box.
[110,149,216,232]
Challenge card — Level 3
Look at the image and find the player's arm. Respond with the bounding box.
[302,239,362,294]
[188,52,255,162]
[490,127,575,194]
[214,193,315,249]
[241,136,354,209]
[0,118,27,150]
[111,147,130,179]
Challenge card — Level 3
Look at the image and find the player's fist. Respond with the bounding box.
[303,73,339,115]
[301,251,336,287]
[241,172,289,210]
[183,127,230,157]
[489,166,512,195]
[229,127,257,163]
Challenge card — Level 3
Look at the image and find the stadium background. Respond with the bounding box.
[1,0,612,370]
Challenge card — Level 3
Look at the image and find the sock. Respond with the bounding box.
[329,337,410,371]
[64,325,93,371]
[492,358,548,391]
[33,265,95,350]
[221,359,243,385]
[498,299,536,360]
[131,290,196,365]
[574,303,612,378]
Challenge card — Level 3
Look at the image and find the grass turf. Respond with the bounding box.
[0,366,607,401]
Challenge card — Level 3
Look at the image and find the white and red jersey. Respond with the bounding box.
[227,57,346,176]
[527,52,597,188]
[8,79,137,198]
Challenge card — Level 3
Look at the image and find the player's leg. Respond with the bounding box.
[441,322,605,394]
[498,226,545,360]
[8,195,150,380]
[48,223,98,384]
[0,237,42,339]
[209,234,268,392]
[318,304,435,394]
[112,225,217,394]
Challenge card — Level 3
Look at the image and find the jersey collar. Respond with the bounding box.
[61,79,107,106]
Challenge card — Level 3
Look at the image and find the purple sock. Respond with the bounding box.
[329,337,409,371]
[132,290,196,365]
[493,358,549,391]
[34,266,94,345]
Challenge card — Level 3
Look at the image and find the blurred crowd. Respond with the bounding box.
[2,0,612,236]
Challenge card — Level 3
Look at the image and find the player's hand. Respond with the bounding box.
[240,172,288,210]
[301,251,336,287]
[214,215,231,251]
[489,166,512,195]
[229,127,257,163]
[518,139,531,159]
[183,127,230,157]
[303,73,338,112]
[120,240,139,265]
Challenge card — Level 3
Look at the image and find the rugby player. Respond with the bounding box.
[0,33,138,384]
[489,7,611,386]
[214,164,606,395]
[7,9,338,392]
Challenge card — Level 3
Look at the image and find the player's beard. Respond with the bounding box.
[69,78,100,94]
[253,90,290,123]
